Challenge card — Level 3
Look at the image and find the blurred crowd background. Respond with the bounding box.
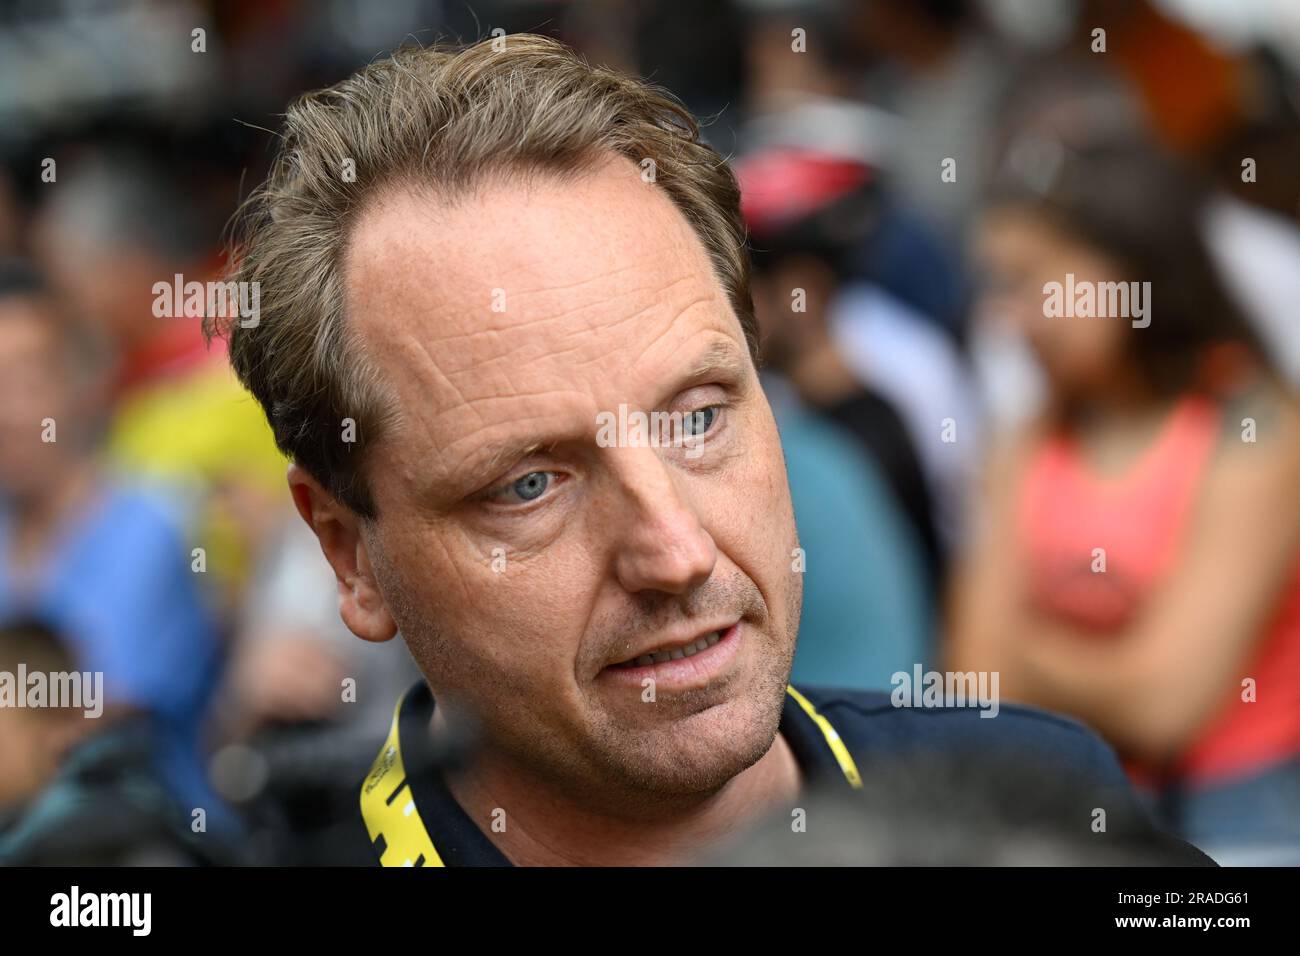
[0,0,1298,866]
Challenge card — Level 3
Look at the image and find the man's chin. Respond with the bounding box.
[591,682,787,799]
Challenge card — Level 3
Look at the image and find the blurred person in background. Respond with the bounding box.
[735,5,975,345]
[739,0,859,118]
[763,374,933,690]
[978,55,1300,426]
[0,261,227,828]
[740,147,945,591]
[0,618,224,865]
[208,517,422,863]
[739,144,976,559]
[848,0,1016,245]
[0,618,89,842]
[32,150,290,616]
[224,517,421,739]
[950,141,1300,862]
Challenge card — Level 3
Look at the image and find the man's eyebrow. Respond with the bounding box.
[473,438,549,488]
[451,436,552,498]
[678,339,751,386]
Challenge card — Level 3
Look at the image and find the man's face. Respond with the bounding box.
[342,154,800,807]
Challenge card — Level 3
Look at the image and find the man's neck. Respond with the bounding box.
[442,727,803,867]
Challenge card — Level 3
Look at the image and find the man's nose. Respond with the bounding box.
[611,448,717,596]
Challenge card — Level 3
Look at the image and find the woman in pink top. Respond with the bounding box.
[950,141,1300,860]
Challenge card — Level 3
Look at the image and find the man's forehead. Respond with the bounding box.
[342,156,745,495]
[356,156,721,323]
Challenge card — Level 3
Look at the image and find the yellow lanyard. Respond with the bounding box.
[359,694,444,867]
[360,684,862,867]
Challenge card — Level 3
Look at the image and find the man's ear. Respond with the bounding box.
[287,463,398,643]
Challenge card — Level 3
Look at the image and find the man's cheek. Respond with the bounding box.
[749,431,798,618]
[457,587,570,682]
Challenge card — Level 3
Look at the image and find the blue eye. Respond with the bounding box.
[510,472,550,501]
[683,406,719,437]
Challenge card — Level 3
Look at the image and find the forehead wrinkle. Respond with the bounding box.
[619,292,728,376]
[396,269,711,395]
[356,196,696,338]
[589,278,707,345]
[377,270,674,382]
[501,260,644,300]
[378,317,601,447]
[348,180,715,367]
[425,270,702,368]
[392,329,490,457]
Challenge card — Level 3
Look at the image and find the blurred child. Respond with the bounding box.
[0,618,223,864]
[950,142,1300,860]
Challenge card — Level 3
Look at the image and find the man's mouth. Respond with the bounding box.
[597,622,744,693]
[610,629,726,669]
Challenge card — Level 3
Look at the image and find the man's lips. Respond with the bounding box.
[598,622,743,690]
